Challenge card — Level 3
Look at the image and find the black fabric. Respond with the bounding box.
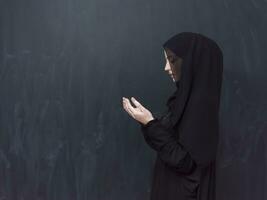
[163,32,223,167]
[140,32,223,200]
[166,80,180,109]
[141,117,208,200]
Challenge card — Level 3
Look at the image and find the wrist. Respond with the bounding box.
[145,117,155,125]
[143,117,157,126]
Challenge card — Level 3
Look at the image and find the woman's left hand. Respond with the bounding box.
[122,97,154,125]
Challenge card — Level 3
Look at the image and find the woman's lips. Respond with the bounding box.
[168,72,174,78]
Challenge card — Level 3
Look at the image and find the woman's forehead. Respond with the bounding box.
[164,49,181,61]
[164,48,175,54]
[164,49,176,58]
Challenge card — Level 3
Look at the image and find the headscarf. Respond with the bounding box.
[162,32,223,167]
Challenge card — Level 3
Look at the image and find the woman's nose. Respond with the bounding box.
[164,63,170,71]
[165,66,172,75]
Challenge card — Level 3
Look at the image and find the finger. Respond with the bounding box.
[125,98,136,119]
[131,97,145,111]
[123,98,132,115]
[123,98,133,116]
[122,98,128,111]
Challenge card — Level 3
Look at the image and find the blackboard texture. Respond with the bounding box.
[0,0,266,199]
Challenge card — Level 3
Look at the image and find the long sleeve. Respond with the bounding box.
[140,118,196,174]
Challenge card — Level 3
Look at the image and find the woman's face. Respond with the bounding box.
[164,48,183,82]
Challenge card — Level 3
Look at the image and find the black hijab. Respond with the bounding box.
[162,32,223,167]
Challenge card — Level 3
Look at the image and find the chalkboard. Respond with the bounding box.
[0,0,266,199]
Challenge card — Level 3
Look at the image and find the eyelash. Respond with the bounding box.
[169,59,176,63]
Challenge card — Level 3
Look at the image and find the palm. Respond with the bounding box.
[122,97,154,125]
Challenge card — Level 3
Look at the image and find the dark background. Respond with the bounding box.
[0,0,267,199]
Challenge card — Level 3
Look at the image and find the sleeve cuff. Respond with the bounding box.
[140,118,159,130]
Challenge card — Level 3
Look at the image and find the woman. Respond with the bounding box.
[122,32,223,200]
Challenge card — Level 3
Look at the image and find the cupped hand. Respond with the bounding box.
[122,96,154,125]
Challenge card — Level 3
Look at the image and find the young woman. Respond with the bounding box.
[122,32,223,200]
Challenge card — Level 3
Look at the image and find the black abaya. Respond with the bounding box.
[141,115,216,200]
[140,32,223,200]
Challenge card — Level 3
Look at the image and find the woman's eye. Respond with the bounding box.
[170,59,176,63]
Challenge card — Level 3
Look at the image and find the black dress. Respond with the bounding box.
[140,115,216,200]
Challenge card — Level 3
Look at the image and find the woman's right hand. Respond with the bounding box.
[122,96,155,125]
